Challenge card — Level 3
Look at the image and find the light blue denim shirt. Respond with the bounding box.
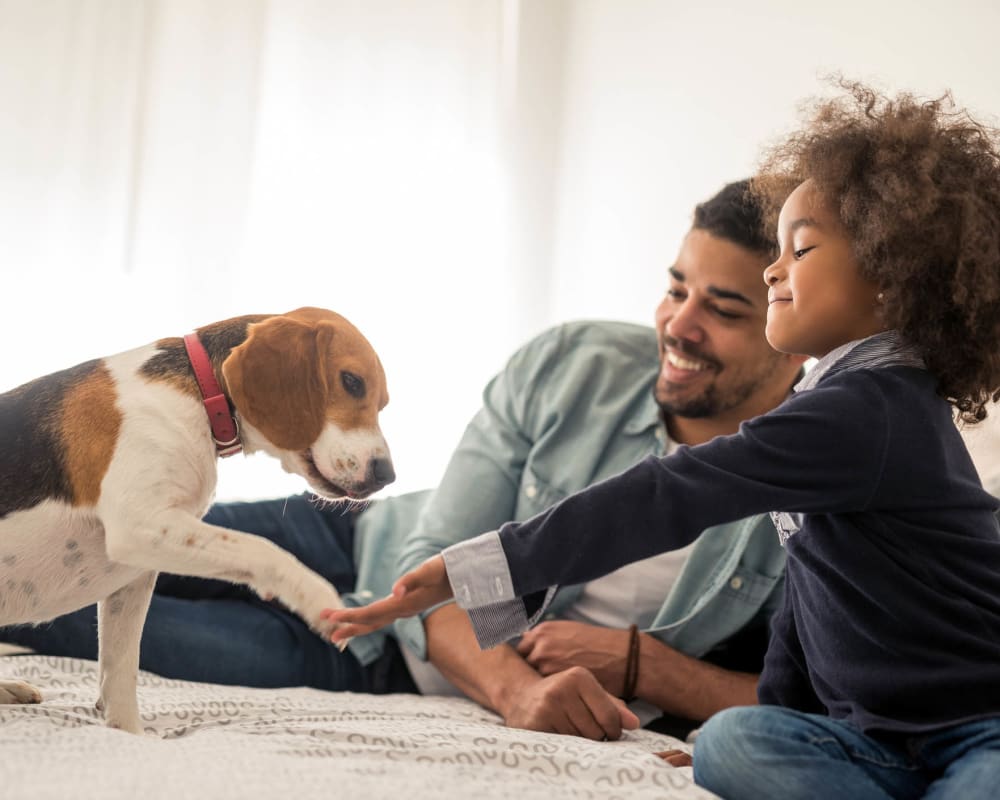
[344,320,787,666]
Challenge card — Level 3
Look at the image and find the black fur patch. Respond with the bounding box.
[199,315,272,368]
[0,360,102,518]
[140,315,272,395]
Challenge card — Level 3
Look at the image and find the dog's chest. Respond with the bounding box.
[0,501,144,625]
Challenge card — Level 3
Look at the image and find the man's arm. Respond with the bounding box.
[516,620,758,721]
[634,632,758,718]
[423,603,638,739]
[333,566,757,726]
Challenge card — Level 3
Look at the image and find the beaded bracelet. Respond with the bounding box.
[622,623,640,701]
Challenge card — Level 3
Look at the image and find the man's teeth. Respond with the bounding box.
[666,351,708,371]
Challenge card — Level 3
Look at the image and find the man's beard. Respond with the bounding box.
[655,359,782,420]
[658,383,725,419]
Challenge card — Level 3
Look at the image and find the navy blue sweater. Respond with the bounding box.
[496,337,1000,734]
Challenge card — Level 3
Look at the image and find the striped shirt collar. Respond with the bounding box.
[795,330,925,393]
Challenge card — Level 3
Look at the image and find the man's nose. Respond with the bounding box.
[664,299,706,344]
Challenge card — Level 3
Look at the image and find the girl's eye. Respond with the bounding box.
[793,246,815,260]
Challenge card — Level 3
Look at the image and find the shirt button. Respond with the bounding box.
[358,590,374,599]
[524,484,538,498]
[729,577,744,590]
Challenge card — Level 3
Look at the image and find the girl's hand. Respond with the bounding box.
[323,555,452,643]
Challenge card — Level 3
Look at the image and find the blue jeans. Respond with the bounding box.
[1,495,416,694]
[694,705,1000,799]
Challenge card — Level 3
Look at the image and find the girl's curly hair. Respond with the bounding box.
[752,79,1000,423]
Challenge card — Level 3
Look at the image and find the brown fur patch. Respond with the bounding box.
[59,364,122,507]
[223,308,389,451]
[223,315,331,451]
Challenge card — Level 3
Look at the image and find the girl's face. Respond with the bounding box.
[763,181,883,358]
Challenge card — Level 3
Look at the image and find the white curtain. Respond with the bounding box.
[0,0,560,499]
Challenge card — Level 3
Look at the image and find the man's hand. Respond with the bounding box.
[325,555,451,643]
[516,621,630,695]
[500,666,640,740]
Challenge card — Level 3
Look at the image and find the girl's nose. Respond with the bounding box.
[763,261,782,286]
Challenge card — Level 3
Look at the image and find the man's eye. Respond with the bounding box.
[666,288,685,300]
[340,371,366,398]
[713,307,743,320]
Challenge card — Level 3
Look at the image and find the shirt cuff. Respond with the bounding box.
[442,531,515,609]
[441,530,559,649]
[464,587,558,649]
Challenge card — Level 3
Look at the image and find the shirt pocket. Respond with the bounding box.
[514,466,566,520]
[718,566,779,607]
[650,565,782,658]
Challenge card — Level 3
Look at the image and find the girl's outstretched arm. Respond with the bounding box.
[324,555,452,643]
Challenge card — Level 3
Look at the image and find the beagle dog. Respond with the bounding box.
[0,307,393,733]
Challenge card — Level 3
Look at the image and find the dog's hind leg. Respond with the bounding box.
[96,570,156,734]
[0,679,42,704]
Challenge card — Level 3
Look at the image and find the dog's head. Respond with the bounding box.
[222,307,394,500]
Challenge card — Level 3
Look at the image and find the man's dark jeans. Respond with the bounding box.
[1,495,416,694]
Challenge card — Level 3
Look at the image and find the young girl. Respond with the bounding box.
[327,82,1000,799]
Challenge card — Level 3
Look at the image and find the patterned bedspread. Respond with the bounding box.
[0,655,717,799]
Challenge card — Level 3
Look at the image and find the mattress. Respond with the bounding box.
[0,654,717,799]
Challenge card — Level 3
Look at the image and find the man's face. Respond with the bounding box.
[654,228,789,420]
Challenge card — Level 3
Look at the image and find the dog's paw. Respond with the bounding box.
[0,679,42,705]
[278,571,347,640]
[105,714,146,735]
[98,698,145,735]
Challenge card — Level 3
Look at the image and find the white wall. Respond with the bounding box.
[549,0,1000,328]
[4,1,1000,501]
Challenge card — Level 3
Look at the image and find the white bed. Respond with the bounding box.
[0,653,717,799]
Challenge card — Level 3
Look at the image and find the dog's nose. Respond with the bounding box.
[367,457,396,489]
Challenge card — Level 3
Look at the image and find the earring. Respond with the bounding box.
[876,292,885,303]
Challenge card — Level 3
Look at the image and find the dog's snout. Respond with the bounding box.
[367,457,396,488]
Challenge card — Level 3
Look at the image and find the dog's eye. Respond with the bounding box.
[340,371,366,399]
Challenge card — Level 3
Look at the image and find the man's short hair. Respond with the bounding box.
[692,180,774,257]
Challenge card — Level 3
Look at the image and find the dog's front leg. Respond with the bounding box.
[97,571,157,734]
[102,509,344,640]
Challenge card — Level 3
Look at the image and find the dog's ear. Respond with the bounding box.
[222,316,335,451]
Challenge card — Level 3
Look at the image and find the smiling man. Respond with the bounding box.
[3,180,805,743]
[657,226,800,446]
[390,181,806,741]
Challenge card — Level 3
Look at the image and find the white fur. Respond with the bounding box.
[1,333,390,734]
[310,424,392,486]
[243,419,392,498]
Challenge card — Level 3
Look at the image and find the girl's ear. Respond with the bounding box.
[875,289,889,328]
[222,316,334,451]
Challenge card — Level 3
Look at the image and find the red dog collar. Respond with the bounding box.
[183,333,243,458]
